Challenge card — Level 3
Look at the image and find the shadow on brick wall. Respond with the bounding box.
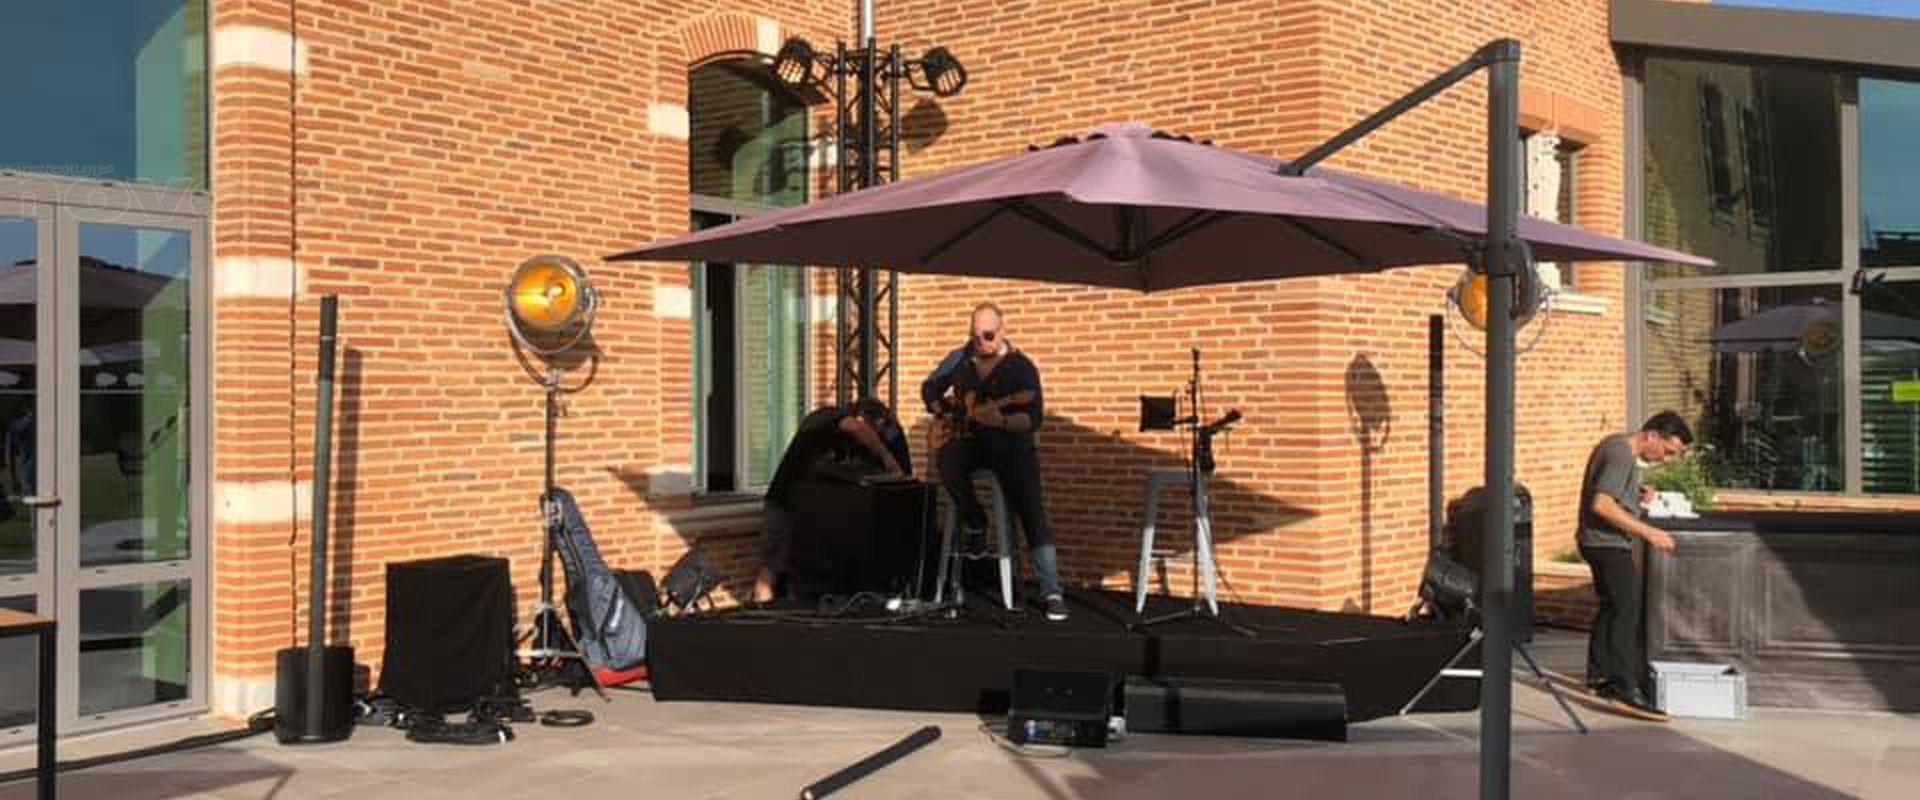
[898,412,1319,603]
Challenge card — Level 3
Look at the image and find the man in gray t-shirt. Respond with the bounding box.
[1578,411,1691,720]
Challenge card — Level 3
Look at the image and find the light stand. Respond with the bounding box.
[504,256,607,701]
[1132,348,1252,638]
[1400,315,1586,734]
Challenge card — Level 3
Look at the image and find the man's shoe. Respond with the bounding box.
[1597,683,1670,722]
[1044,594,1069,622]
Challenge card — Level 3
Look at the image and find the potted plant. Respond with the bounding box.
[1644,445,1718,513]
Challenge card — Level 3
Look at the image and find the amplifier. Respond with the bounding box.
[380,555,514,712]
[1008,669,1114,748]
[1123,675,1348,742]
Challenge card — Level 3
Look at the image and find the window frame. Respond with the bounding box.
[685,57,814,496]
[1630,51,1920,497]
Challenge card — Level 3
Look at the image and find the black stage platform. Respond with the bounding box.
[649,588,1480,722]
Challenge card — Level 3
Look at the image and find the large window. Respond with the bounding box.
[1645,285,1844,491]
[0,1,207,186]
[1641,58,1841,279]
[688,61,810,493]
[1639,58,1920,495]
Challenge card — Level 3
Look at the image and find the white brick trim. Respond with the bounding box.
[756,18,783,57]
[653,285,692,320]
[213,25,308,76]
[215,255,299,300]
[648,103,690,141]
[215,479,311,525]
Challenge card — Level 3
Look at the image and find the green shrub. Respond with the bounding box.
[1644,448,1718,511]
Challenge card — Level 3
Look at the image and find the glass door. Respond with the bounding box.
[55,206,204,730]
[0,201,55,743]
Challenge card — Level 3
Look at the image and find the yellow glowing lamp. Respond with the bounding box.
[1448,267,1543,332]
[505,255,596,355]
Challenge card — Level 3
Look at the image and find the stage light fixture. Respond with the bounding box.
[505,255,598,355]
[504,254,605,692]
[773,37,818,89]
[911,46,967,97]
[1447,265,1543,332]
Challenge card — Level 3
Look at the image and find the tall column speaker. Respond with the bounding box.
[276,296,355,744]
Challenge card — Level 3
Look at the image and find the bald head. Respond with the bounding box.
[970,303,1006,356]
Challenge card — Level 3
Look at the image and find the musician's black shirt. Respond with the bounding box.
[920,345,1045,451]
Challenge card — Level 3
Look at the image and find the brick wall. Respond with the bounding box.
[206,0,1655,717]
[871,0,1638,614]
[207,0,855,715]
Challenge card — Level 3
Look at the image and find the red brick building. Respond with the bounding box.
[3,0,1913,737]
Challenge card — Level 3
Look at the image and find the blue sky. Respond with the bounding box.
[1717,0,1920,19]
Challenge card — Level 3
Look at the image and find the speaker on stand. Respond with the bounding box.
[275,296,356,744]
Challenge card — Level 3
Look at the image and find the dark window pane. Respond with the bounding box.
[1860,79,1920,268]
[688,61,809,207]
[1645,285,1843,491]
[0,219,38,576]
[0,595,36,730]
[0,1,207,186]
[1860,280,1920,494]
[1643,58,1841,278]
[79,581,190,715]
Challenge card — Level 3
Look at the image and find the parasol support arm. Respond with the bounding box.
[1281,39,1520,177]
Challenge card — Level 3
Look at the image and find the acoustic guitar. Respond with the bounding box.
[928,389,1035,452]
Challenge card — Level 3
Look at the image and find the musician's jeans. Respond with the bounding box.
[936,439,1061,599]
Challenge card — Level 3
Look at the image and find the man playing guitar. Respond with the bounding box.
[921,302,1068,621]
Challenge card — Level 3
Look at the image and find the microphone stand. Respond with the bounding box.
[1133,349,1254,638]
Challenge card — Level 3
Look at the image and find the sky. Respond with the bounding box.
[1716,0,1920,19]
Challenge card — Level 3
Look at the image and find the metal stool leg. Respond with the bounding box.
[935,500,956,604]
[986,474,1015,610]
[1135,480,1162,613]
[1195,473,1220,615]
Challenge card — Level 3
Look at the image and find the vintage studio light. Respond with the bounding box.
[504,255,599,672]
[506,255,598,354]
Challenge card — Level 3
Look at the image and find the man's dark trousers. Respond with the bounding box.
[1582,544,1648,696]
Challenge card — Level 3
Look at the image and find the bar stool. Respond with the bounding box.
[1133,468,1220,615]
[935,469,1017,610]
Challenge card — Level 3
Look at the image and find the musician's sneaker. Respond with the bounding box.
[1044,594,1070,622]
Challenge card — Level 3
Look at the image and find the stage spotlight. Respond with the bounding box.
[506,255,598,355]
[1447,265,1542,332]
[911,46,967,97]
[773,37,818,89]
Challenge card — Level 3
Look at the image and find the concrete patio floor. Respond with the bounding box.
[3,627,1915,800]
[2,680,1913,800]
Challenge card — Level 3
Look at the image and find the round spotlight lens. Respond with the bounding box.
[508,256,590,333]
[1450,268,1541,332]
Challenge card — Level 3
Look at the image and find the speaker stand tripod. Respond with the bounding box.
[1398,626,1587,734]
[514,370,608,702]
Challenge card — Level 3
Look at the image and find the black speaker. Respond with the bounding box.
[1008,669,1113,747]
[1123,676,1348,741]
[274,645,356,743]
[380,555,514,712]
[1447,484,1535,643]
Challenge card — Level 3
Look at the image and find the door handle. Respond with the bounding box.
[11,495,60,508]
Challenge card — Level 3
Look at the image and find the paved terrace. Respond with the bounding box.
[2,673,1913,800]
